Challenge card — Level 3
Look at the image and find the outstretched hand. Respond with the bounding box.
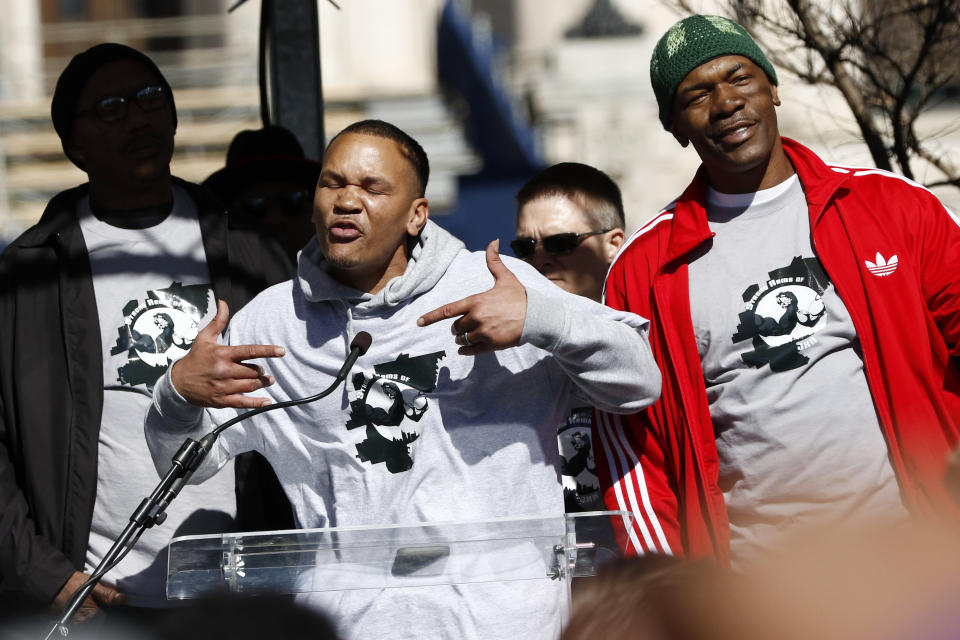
[417,239,526,355]
[171,300,284,408]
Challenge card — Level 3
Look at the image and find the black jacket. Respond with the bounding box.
[0,179,295,611]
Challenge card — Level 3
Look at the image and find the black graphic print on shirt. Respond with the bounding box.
[109,281,212,390]
[347,350,445,474]
[558,408,602,512]
[732,256,830,372]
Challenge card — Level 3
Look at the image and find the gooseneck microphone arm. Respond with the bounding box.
[45,331,372,639]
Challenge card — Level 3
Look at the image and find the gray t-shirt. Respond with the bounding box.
[688,175,908,567]
[79,187,236,606]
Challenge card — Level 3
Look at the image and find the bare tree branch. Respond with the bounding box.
[785,0,893,170]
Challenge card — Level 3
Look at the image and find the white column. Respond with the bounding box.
[0,0,43,101]
[320,0,442,100]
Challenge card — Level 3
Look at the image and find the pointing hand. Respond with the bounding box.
[417,240,526,355]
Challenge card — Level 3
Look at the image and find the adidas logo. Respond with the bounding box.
[865,252,898,277]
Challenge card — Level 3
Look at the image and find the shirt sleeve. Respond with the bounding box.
[516,261,661,414]
[915,189,960,354]
[0,395,78,604]
[593,249,684,557]
[144,367,236,485]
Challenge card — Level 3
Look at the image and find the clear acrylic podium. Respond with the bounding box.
[166,511,633,604]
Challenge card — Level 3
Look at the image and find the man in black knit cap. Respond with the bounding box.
[0,43,292,622]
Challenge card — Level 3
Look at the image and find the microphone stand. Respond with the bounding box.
[45,332,371,639]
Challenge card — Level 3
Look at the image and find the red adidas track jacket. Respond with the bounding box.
[598,138,960,566]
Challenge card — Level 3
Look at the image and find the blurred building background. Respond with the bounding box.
[1,0,958,251]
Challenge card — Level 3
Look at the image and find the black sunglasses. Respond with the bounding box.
[510,229,611,259]
[76,85,167,123]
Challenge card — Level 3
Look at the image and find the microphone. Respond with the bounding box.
[181,331,372,519]
[212,330,373,438]
[46,331,374,637]
[189,331,372,507]
[337,331,372,379]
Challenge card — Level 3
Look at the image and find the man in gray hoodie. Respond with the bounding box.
[145,120,661,639]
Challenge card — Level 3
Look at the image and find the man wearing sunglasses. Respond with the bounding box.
[513,163,625,304]
[0,43,292,621]
[598,15,960,568]
[512,163,626,515]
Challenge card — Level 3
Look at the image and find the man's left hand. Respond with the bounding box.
[417,239,526,355]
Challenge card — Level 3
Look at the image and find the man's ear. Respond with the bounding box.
[771,84,781,107]
[406,197,429,235]
[605,228,625,264]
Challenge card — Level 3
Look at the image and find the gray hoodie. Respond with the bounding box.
[146,221,660,639]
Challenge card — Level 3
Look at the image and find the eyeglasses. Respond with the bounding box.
[510,229,611,259]
[76,85,167,123]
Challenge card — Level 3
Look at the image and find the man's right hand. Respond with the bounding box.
[51,570,125,622]
[171,300,285,409]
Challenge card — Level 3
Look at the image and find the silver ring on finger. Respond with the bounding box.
[461,332,472,346]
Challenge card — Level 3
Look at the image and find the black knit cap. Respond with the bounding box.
[51,43,177,166]
[650,15,777,129]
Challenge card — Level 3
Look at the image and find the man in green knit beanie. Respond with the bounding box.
[650,14,778,129]
[595,14,960,569]
[649,14,787,194]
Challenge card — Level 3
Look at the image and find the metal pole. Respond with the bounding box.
[264,0,325,159]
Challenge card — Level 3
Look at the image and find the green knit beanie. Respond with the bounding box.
[650,15,778,128]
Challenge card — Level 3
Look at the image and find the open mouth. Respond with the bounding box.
[328,220,361,240]
[714,121,756,147]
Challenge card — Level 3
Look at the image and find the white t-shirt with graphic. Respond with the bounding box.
[79,187,236,606]
[688,175,908,568]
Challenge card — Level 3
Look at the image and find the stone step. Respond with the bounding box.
[1,87,479,236]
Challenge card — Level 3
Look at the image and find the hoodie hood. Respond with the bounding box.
[296,220,465,313]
